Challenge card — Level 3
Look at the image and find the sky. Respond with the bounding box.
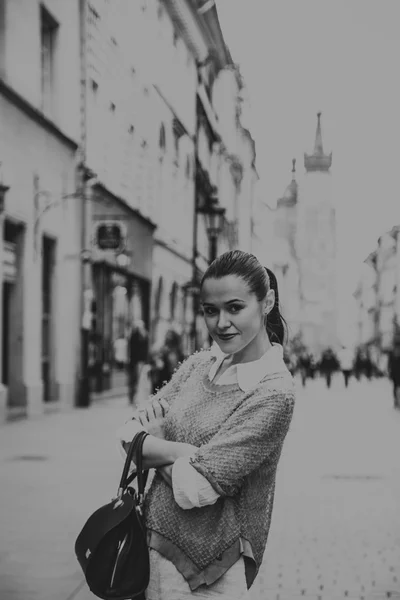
[216,0,400,310]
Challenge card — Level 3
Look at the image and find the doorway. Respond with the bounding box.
[3,220,24,410]
[42,236,56,403]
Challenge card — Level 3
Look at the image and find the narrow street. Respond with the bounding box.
[0,376,399,600]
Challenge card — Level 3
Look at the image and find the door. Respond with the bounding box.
[42,236,56,402]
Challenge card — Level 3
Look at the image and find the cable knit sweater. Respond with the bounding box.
[144,349,295,591]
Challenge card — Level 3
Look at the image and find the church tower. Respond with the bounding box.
[295,113,337,354]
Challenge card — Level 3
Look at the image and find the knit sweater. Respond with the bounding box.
[144,349,295,591]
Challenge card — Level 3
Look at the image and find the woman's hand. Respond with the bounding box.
[136,398,170,439]
[157,464,173,487]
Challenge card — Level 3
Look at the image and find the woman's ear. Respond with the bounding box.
[265,289,275,315]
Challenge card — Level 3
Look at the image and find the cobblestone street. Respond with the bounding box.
[0,376,399,600]
[251,375,400,600]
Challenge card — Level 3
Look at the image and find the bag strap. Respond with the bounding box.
[133,430,149,495]
[118,430,149,495]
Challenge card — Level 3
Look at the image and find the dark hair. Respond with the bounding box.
[200,250,287,345]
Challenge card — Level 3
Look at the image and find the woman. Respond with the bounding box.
[117,250,295,599]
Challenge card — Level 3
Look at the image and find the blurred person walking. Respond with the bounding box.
[338,346,354,388]
[297,351,312,387]
[128,320,149,405]
[319,348,339,389]
[116,250,295,600]
[388,332,400,409]
[150,329,185,394]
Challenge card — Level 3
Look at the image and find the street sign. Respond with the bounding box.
[93,221,126,252]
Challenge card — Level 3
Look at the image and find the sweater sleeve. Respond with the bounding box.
[189,389,295,497]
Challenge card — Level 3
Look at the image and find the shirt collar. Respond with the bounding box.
[209,343,289,392]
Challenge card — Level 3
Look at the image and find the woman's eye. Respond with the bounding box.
[204,307,217,316]
[228,305,242,314]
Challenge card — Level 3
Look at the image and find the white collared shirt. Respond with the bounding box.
[208,342,287,391]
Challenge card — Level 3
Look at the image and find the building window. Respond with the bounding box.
[40,5,58,115]
[170,282,178,321]
[173,131,179,167]
[159,124,166,162]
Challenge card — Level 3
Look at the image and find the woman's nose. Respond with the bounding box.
[217,311,231,329]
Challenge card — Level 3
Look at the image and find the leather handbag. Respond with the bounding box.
[75,430,150,600]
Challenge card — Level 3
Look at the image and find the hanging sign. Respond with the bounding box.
[93,221,126,252]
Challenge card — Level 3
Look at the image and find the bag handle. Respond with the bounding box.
[118,430,149,497]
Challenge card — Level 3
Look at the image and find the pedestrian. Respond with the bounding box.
[150,328,185,394]
[319,347,339,389]
[113,334,128,370]
[388,332,400,409]
[128,319,149,405]
[117,250,295,600]
[297,351,311,387]
[338,345,354,388]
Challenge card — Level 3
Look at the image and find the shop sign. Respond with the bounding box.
[93,221,126,252]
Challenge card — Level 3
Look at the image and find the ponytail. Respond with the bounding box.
[265,267,287,346]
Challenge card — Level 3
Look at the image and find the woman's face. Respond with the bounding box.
[201,275,274,363]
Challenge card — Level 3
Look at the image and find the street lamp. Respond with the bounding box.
[202,195,226,264]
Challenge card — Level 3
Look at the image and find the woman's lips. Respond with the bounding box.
[217,333,237,341]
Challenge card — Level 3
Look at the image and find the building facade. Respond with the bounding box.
[354,225,400,362]
[0,0,259,418]
[0,0,82,420]
[82,0,158,396]
[353,256,378,349]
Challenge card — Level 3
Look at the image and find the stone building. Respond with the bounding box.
[0,0,259,416]
[354,225,400,360]
[0,0,82,420]
[353,256,378,349]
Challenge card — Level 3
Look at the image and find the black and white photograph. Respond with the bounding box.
[0,1,399,599]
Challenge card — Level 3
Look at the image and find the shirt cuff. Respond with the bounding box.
[172,457,220,510]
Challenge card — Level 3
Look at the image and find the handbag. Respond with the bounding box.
[75,430,150,600]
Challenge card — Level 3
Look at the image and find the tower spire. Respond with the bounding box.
[304,112,332,172]
[314,112,323,154]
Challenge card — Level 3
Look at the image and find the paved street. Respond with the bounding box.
[251,374,400,600]
[1,375,400,600]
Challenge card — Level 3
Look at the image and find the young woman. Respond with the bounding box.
[117,250,295,599]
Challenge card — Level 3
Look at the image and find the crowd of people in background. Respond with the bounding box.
[121,319,400,411]
[284,333,400,409]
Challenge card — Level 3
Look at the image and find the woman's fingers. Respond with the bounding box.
[158,398,170,417]
[151,400,163,419]
[137,410,148,426]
